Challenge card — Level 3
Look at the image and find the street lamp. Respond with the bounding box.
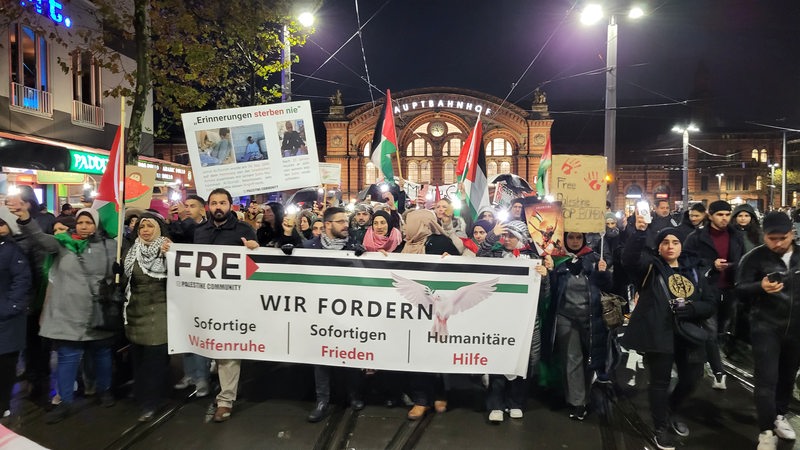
[282,12,315,103]
[715,173,724,200]
[581,3,645,209]
[672,124,699,210]
[769,162,780,210]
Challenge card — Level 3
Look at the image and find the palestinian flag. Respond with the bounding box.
[370,89,398,183]
[91,125,123,238]
[535,134,552,197]
[455,118,489,221]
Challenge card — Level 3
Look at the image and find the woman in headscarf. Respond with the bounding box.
[295,210,316,241]
[622,216,716,450]
[122,212,171,422]
[549,231,612,422]
[363,210,402,253]
[400,210,460,420]
[476,220,552,423]
[257,202,285,247]
[310,218,324,238]
[12,206,117,424]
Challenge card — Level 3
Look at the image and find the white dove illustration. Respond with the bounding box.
[391,273,500,335]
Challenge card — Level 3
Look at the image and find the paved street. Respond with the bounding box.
[4,351,800,449]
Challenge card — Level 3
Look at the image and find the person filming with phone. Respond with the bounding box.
[736,211,800,449]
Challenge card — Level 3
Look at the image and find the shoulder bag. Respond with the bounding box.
[77,240,125,332]
[652,268,709,345]
[600,291,626,329]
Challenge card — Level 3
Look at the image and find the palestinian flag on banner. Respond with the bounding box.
[535,134,552,197]
[370,89,398,184]
[455,118,489,221]
[91,125,123,238]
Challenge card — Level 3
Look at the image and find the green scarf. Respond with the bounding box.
[54,232,90,255]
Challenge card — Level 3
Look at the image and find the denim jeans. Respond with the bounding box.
[183,353,210,383]
[53,339,113,404]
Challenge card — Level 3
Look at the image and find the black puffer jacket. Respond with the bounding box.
[621,230,716,358]
[736,243,800,335]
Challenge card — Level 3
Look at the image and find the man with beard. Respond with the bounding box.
[349,204,372,245]
[684,200,744,391]
[169,188,258,423]
[302,207,365,422]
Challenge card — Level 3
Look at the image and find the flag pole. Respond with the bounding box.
[116,97,126,269]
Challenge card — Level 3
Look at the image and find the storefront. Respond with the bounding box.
[0,131,193,212]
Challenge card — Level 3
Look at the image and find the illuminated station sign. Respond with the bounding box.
[20,0,72,27]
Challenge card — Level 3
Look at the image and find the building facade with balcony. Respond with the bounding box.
[0,1,170,209]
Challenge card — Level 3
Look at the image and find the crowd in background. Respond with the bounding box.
[1,184,800,450]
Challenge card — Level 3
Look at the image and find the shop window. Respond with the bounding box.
[9,24,51,115]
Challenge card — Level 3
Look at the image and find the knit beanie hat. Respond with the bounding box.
[604,212,616,222]
[708,200,731,215]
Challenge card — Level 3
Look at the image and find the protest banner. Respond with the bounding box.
[181,101,321,198]
[550,155,607,233]
[166,245,541,377]
[319,163,342,185]
[124,165,156,210]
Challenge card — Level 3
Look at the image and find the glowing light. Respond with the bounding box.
[451,197,462,210]
[298,12,315,27]
[170,192,181,202]
[580,4,603,25]
[544,195,555,203]
[497,210,509,222]
[628,6,644,19]
[285,204,299,215]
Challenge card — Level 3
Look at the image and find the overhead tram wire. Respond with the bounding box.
[498,3,577,111]
[353,0,375,106]
[302,38,384,98]
[294,0,392,99]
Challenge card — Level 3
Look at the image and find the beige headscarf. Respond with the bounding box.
[401,209,445,254]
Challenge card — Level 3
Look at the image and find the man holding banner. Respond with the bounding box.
[174,188,258,423]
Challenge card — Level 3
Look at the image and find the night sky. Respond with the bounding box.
[292,0,800,155]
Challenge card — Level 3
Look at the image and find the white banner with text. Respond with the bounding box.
[166,245,541,376]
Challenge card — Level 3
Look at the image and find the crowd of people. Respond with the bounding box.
[1,185,799,450]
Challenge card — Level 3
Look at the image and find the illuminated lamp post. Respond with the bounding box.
[580,3,645,208]
[672,124,699,210]
[282,11,315,102]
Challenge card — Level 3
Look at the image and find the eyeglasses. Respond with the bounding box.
[328,220,349,224]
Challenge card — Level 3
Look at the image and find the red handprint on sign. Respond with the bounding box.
[584,171,603,191]
[560,158,582,175]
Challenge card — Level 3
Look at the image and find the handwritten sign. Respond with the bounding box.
[551,155,606,233]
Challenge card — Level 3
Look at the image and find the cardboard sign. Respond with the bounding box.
[550,155,606,233]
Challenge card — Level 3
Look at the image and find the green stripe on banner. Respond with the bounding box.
[248,272,529,294]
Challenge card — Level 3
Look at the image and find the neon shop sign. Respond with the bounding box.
[20,0,72,28]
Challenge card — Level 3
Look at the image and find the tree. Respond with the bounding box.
[7,0,314,164]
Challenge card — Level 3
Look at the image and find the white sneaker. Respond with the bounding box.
[173,376,192,390]
[488,409,504,423]
[774,415,797,440]
[481,374,489,388]
[195,380,210,397]
[711,373,727,390]
[758,430,778,450]
[509,408,523,419]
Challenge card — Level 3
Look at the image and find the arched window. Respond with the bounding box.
[420,161,431,183]
[443,138,462,157]
[489,138,513,156]
[406,139,431,157]
[365,161,377,185]
[751,149,759,161]
[756,175,763,190]
[407,161,419,183]
[443,160,455,184]
[363,141,371,157]
[487,161,498,179]
[500,161,511,174]
[760,149,767,163]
